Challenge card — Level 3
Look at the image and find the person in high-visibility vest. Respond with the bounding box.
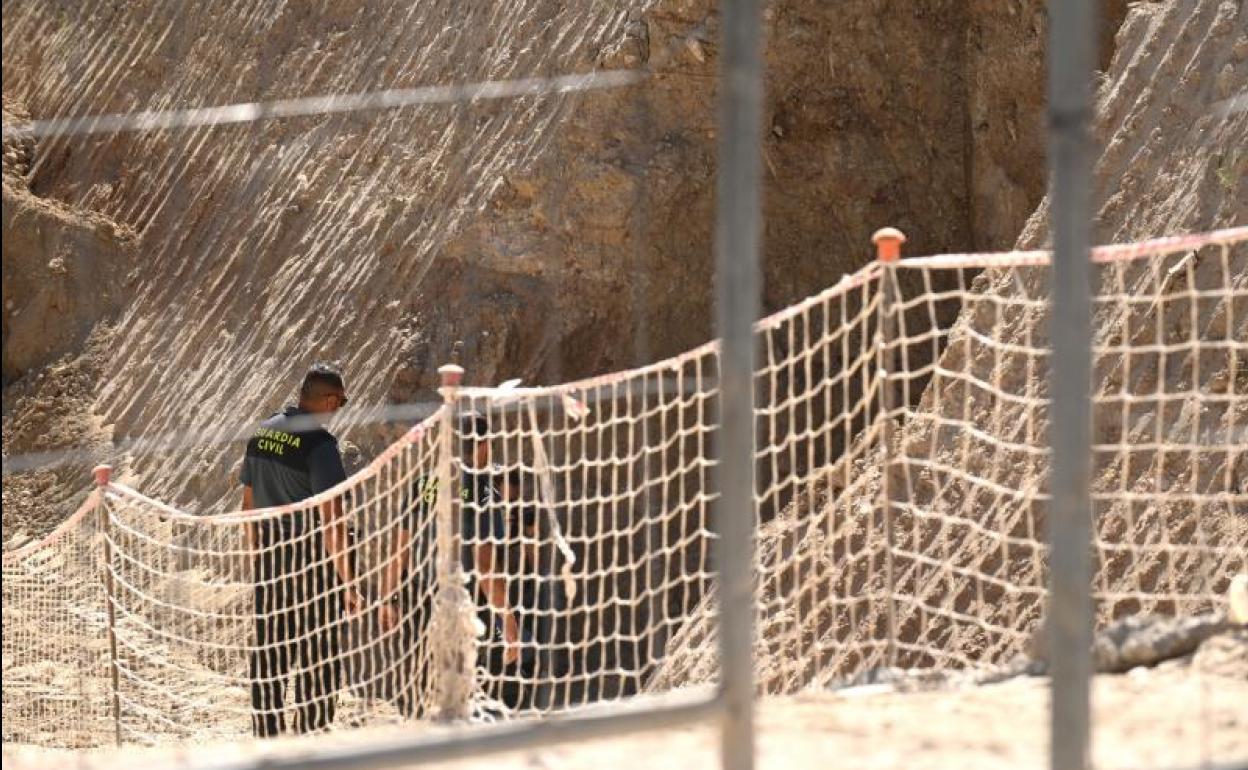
[376,411,522,716]
[497,466,565,710]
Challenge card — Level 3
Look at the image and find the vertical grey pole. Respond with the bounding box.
[715,2,760,770]
[93,465,123,747]
[1047,2,1097,770]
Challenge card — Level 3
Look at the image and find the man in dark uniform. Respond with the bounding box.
[239,363,364,737]
[376,412,521,716]
[497,467,563,710]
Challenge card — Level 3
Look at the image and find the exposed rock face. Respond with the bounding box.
[2,96,132,539]
[2,0,1100,528]
[1021,0,1248,244]
[965,0,1132,251]
[652,0,1247,692]
[3,0,661,520]
[2,97,135,385]
[2,181,135,386]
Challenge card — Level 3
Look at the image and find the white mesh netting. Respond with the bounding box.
[652,229,1248,691]
[4,228,1246,748]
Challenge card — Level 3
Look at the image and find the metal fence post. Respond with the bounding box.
[1047,2,1097,770]
[93,464,123,746]
[715,1,761,769]
[873,227,906,669]
[434,363,473,721]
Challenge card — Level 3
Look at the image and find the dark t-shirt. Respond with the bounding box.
[401,470,503,611]
[404,470,503,568]
[239,406,347,537]
[460,470,505,552]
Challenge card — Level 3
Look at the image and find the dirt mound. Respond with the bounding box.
[2,98,35,181]
[2,91,136,538]
[652,0,1247,692]
[1,330,115,542]
[2,93,136,387]
[888,0,1248,661]
[649,478,889,694]
[1,182,134,385]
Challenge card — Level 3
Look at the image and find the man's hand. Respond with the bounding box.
[378,527,411,634]
[343,588,365,616]
[378,602,400,632]
[475,543,520,665]
[502,613,521,666]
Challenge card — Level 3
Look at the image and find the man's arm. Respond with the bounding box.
[321,497,362,613]
[309,440,361,613]
[240,452,257,551]
[377,525,411,631]
[241,485,256,551]
[379,478,438,630]
[474,542,520,665]
[380,526,411,603]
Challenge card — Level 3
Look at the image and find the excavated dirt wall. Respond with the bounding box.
[653,0,1248,692]
[12,0,1239,727]
[2,0,1117,535]
[0,0,1143,698]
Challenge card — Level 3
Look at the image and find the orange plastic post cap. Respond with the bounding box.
[92,465,113,487]
[872,227,907,263]
[438,364,465,389]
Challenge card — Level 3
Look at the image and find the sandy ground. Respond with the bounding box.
[6,663,1246,770]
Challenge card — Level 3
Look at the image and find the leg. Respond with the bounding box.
[250,546,294,737]
[482,613,525,712]
[294,563,341,734]
[295,618,340,732]
[391,662,417,719]
[529,579,556,711]
[390,613,418,719]
[394,588,438,719]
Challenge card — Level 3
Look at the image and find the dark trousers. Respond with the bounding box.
[478,576,563,712]
[391,600,430,719]
[250,533,342,737]
[373,588,431,719]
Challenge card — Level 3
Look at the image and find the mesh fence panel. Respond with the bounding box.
[458,264,884,706]
[886,236,1248,669]
[648,229,1247,691]
[2,419,445,745]
[2,493,112,747]
[3,229,1245,748]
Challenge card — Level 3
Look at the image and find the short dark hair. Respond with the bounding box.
[300,363,346,399]
[459,411,489,440]
[459,411,489,457]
